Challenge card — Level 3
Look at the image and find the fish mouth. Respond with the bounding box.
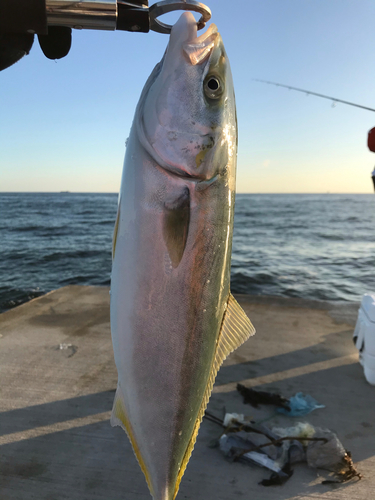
[183,23,219,66]
[195,22,218,42]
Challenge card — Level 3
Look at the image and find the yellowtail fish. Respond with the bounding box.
[110,12,255,500]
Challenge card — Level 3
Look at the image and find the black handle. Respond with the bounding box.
[0,0,151,70]
[117,0,150,32]
[0,0,48,34]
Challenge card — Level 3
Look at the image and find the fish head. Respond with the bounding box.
[140,12,236,182]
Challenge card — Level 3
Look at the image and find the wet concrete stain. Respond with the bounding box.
[1,460,47,478]
[345,431,364,439]
[29,305,109,337]
[361,422,372,428]
[86,472,105,490]
[77,361,113,390]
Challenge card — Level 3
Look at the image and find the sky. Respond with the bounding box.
[2,0,375,193]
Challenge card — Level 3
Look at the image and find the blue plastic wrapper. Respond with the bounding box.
[277,392,325,416]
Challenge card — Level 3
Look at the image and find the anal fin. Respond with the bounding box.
[111,385,154,497]
[173,293,255,499]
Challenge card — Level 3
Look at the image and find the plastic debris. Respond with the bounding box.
[54,343,78,358]
[306,428,346,470]
[271,423,313,468]
[223,412,247,427]
[277,392,325,416]
[211,412,362,486]
[219,434,286,475]
[243,451,285,475]
[272,422,316,445]
[219,429,280,461]
[235,385,324,416]
[59,343,72,350]
[237,383,290,411]
[260,463,294,486]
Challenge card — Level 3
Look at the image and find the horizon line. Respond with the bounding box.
[0,191,373,195]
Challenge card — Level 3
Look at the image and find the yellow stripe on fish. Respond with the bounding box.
[173,293,255,499]
[111,385,154,498]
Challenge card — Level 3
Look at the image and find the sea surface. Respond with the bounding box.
[1,193,374,313]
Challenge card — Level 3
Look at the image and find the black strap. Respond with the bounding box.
[0,0,47,34]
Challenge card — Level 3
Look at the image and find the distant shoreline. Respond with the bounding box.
[0,192,373,195]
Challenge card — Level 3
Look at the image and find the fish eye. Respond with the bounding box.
[204,75,223,100]
[207,78,219,91]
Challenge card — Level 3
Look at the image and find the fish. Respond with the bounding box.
[110,12,255,500]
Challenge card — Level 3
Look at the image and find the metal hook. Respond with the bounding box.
[149,0,211,34]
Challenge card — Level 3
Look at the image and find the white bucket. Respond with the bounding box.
[353,293,375,385]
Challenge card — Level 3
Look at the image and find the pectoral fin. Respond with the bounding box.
[173,293,255,499]
[163,187,190,268]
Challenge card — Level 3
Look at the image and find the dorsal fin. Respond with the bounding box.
[173,293,255,499]
[112,202,121,260]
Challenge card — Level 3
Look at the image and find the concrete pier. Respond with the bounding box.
[1,286,374,499]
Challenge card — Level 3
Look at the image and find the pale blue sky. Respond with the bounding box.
[2,0,375,193]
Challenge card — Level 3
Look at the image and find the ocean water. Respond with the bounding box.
[1,192,374,313]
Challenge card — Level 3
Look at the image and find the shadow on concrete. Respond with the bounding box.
[0,390,115,437]
[215,327,354,387]
[1,418,150,500]
[1,331,372,499]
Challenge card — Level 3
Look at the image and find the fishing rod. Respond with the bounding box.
[255,78,375,191]
[254,79,375,113]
